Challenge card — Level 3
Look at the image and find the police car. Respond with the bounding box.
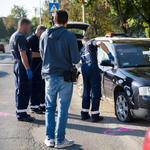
[76,36,150,122]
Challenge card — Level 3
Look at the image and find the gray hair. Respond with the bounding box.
[82,37,90,43]
[35,25,47,33]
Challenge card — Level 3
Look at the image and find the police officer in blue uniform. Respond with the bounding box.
[27,25,46,113]
[80,37,114,122]
[10,18,33,122]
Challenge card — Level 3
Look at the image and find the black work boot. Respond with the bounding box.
[81,115,91,120]
[91,116,103,122]
[18,115,34,122]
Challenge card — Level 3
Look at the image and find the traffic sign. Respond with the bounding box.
[49,3,59,13]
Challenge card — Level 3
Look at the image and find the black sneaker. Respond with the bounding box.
[81,115,90,120]
[18,116,34,122]
[30,109,43,114]
[91,116,103,122]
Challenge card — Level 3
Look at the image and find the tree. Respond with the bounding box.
[30,17,40,33]
[73,0,98,7]
[0,18,7,38]
[131,0,150,37]
[86,2,115,38]
[11,5,27,18]
[104,0,135,33]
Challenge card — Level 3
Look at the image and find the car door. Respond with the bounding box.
[102,43,116,101]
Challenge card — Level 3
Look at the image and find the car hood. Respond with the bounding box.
[120,67,150,86]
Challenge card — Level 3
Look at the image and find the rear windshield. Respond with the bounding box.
[67,28,85,39]
[116,42,150,68]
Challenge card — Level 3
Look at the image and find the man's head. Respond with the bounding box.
[35,25,47,39]
[18,18,31,34]
[82,37,90,45]
[54,9,68,27]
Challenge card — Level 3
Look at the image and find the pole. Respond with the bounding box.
[40,0,41,25]
[82,4,86,23]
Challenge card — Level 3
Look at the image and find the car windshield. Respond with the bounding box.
[67,28,85,38]
[115,41,150,68]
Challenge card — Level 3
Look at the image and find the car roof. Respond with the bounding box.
[95,37,150,44]
[68,21,90,26]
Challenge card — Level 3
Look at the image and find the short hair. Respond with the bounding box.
[82,37,90,43]
[54,9,68,25]
[18,18,31,27]
[35,25,47,33]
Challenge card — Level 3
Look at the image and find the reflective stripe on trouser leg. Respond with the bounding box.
[81,108,89,112]
[91,110,99,115]
[16,109,27,113]
[30,105,39,109]
[40,103,45,107]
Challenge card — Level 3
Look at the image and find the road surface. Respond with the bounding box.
[0,45,149,150]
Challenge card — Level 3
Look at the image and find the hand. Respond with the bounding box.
[26,69,33,80]
[108,53,114,61]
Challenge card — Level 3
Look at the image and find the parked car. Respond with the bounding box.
[0,43,5,53]
[77,37,150,122]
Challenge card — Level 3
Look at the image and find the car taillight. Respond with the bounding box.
[143,128,150,150]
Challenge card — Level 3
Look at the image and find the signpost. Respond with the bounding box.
[49,3,59,26]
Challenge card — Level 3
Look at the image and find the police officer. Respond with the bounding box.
[10,18,33,121]
[27,25,47,113]
[80,37,114,122]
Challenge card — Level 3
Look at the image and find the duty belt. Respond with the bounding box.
[82,61,97,66]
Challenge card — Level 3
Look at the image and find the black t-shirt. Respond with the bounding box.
[10,31,27,53]
[27,34,39,53]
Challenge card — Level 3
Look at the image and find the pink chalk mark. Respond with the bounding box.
[118,127,134,132]
[0,112,15,117]
[104,130,116,135]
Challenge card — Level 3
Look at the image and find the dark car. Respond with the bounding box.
[0,43,5,53]
[77,37,150,122]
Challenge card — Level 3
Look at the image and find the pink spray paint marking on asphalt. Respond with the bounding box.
[0,112,15,117]
[104,127,134,135]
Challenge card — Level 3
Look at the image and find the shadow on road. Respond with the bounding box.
[0,71,9,78]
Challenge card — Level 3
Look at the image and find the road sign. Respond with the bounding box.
[49,3,59,13]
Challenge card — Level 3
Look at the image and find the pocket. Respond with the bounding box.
[92,84,101,97]
[32,79,42,92]
[18,80,31,95]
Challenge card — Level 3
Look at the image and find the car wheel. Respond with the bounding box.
[3,49,5,53]
[77,74,84,98]
[115,92,134,122]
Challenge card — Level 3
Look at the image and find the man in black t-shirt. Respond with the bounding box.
[27,25,46,113]
[10,18,33,122]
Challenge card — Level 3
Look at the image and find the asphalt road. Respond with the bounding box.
[0,45,149,150]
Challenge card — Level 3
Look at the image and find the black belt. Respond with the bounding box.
[82,61,97,66]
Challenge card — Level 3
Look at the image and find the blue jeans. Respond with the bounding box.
[45,77,73,143]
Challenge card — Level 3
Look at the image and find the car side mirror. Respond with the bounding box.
[100,60,114,68]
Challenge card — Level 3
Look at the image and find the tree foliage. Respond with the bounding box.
[0,18,7,38]
[73,0,98,8]
[30,17,40,33]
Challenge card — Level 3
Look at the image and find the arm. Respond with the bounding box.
[20,50,30,69]
[32,52,41,58]
[69,34,80,64]
[96,41,114,61]
[96,41,110,54]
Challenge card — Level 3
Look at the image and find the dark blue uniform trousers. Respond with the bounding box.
[30,58,45,111]
[81,63,101,119]
[14,60,31,119]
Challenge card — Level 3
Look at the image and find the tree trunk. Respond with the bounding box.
[149,24,150,38]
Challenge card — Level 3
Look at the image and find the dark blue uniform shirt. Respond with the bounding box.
[10,32,27,58]
[80,39,98,64]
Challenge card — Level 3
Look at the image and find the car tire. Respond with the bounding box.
[3,50,5,53]
[77,74,84,98]
[115,92,134,122]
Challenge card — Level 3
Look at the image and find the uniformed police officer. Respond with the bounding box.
[27,25,47,113]
[80,37,114,122]
[10,18,33,122]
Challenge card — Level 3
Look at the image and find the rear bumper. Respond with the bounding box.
[131,108,150,121]
[0,48,4,51]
